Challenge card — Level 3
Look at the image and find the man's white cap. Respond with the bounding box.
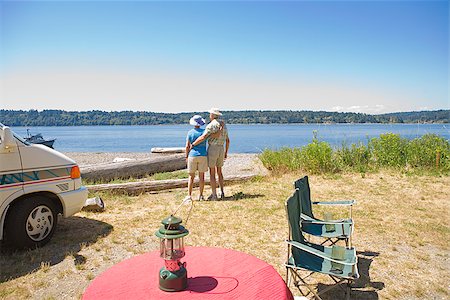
[208,108,222,116]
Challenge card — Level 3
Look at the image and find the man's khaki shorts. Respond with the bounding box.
[187,156,208,174]
[208,145,225,168]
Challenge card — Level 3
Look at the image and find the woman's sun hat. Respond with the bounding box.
[208,108,222,116]
[189,115,206,126]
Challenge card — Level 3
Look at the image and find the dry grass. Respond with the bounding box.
[1,172,449,299]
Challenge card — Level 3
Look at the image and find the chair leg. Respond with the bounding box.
[346,280,351,300]
[288,269,323,300]
[298,277,322,300]
[285,267,291,287]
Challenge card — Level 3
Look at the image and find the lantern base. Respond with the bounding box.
[159,266,187,292]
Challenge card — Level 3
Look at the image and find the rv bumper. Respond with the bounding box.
[60,186,89,217]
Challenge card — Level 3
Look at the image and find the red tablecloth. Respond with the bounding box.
[83,246,293,299]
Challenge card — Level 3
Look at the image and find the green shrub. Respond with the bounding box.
[406,134,450,170]
[300,134,334,174]
[335,142,370,173]
[259,132,449,175]
[369,133,408,168]
[260,132,335,174]
[259,147,302,171]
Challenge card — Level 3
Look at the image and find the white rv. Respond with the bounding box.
[0,123,88,249]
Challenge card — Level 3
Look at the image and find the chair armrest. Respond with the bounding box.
[301,218,352,225]
[312,200,356,206]
[286,240,357,265]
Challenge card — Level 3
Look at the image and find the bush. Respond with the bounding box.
[406,134,450,170]
[335,142,370,173]
[259,132,449,175]
[300,134,334,174]
[259,132,334,174]
[369,133,408,168]
[259,147,302,171]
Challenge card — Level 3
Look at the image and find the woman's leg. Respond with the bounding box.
[199,172,205,199]
[188,173,195,197]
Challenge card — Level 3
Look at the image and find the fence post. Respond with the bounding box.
[436,150,441,169]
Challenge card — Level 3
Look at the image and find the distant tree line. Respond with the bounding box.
[0,109,448,126]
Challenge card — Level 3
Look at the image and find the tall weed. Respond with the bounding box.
[260,132,449,175]
[260,147,302,172]
[260,132,334,174]
[300,132,334,173]
[369,133,408,168]
[406,134,450,171]
[335,142,371,173]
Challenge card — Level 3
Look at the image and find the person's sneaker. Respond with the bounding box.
[183,196,192,203]
[207,194,218,201]
[219,192,225,200]
[198,195,205,201]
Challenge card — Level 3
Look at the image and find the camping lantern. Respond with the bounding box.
[155,214,189,292]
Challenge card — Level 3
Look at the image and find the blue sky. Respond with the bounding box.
[0,0,448,114]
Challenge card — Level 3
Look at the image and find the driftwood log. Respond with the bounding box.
[81,154,186,182]
[87,174,256,195]
[151,147,185,154]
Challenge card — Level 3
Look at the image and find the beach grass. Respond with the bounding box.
[260,133,450,175]
[1,170,449,299]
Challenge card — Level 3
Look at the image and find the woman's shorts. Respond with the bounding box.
[188,156,208,173]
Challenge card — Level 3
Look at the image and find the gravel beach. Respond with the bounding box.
[64,152,268,177]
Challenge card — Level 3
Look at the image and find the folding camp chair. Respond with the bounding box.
[285,191,359,300]
[294,176,355,247]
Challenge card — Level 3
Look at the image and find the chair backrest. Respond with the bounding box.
[286,191,305,244]
[294,176,314,218]
[287,191,326,270]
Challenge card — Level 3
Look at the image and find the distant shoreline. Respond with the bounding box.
[9,121,450,127]
[2,109,448,126]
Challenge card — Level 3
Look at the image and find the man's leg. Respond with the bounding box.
[209,167,217,199]
[207,146,220,200]
[216,146,225,199]
[217,166,225,199]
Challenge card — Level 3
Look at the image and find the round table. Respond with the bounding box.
[83,246,293,299]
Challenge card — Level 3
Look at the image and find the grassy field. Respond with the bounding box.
[1,171,449,299]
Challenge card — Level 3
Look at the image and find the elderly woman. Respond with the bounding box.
[184,115,208,201]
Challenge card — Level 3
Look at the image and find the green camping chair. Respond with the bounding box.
[294,176,355,247]
[285,191,359,300]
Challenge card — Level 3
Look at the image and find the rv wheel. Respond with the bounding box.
[4,196,58,249]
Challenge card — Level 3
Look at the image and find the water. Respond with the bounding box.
[10,124,449,153]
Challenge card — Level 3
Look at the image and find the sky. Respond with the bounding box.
[0,0,448,114]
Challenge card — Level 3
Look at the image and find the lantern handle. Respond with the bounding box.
[172,196,194,226]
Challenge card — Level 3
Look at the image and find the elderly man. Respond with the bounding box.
[191,108,230,200]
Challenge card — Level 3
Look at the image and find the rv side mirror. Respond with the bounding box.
[0,127,17,152]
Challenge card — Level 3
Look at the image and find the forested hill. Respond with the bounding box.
[1,109,448,126]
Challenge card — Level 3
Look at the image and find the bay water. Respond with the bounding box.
[11,123,449,153]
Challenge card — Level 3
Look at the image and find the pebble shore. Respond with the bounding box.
[64,152,268,177]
